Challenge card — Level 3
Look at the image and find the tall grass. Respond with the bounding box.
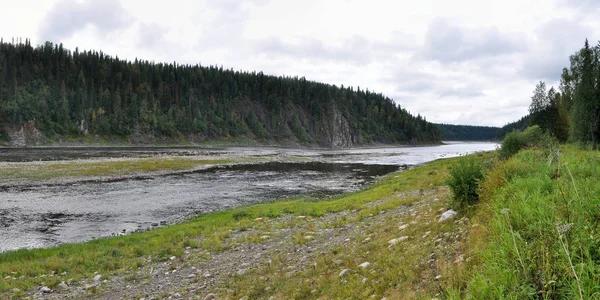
[455,146,600,299]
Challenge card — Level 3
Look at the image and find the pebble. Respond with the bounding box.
[170,256,177,261]
[58,281,69,290]
[435,275,442,280]
[84,284,95,290]
[304,235,314,240]
[236,269,247,276]
[398,224,408,230]
[187,274,197,278]
[173,293,181,298]
[203,293,216,300]
[93,274,103,282]
[40,286,52,293]
[151,223,159,227]
[439,210,457,222]
[255,218,264,222]
[339,269,352,277]
[388,236,408,246]
[358,262,371,268]
[297,216,306,219]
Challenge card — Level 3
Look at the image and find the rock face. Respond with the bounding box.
[6,121,45,147]
[320,103,357,148]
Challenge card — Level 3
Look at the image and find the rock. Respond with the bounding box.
[170,256,177,261]
[297,216,306,219]
[255,218,264,222]
[334,259,343,265]
[363,237,371,242]
[304,235,314,240]
[58,281,69,290]
[439,210,457,222]
[236,269,247,276]
[160,221,167,225]
[61,271,67,276]
[203,293,217,300]
[339,269,352,277]
[187,274,197,278]
[93,274,103,282]
[358,262,371,268]
[260,235,270,240]
[11,288,20,293]
[344,238,350,242]
[388,236,408,246]
[173,293,181,298]
[84,284,95,290]
[40,286,52,293]
[151,222,159,227]
[435,275,442,280]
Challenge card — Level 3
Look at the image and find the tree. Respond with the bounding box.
[570,40,600,149]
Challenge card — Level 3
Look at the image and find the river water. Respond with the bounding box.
[0,142,497,252]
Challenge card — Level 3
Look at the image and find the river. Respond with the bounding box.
[0,142,497,252]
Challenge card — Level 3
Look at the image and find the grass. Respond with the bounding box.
[448,145,600,299]
[0,151,494,297]
[0,157,233,182]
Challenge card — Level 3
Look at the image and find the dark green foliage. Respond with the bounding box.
[436,123,501,141]
[499,125,545,159]
[447,156,484,208]
[499,115,531,138]
[0,39,440,146]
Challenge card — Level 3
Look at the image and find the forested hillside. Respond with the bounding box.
[0,39,440,147]
[436,123,500,141]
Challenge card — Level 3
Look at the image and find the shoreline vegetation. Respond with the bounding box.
[1,143,598,298]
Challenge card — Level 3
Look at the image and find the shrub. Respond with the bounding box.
[499,125,546,159]
[232,210,250,221]
[447,156,485,208]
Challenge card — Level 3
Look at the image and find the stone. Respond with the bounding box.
[358,262,371,268]
[203,293,216,300]
[435,275,442,280]
[260,235,270,240]
[173,293,181,298]
[236,269,247,276]
[151,222,159,227]
[84,284,95,290]
[93,274,103,282]
[170,256,177,261]
[40,286,52,293]
[339,269,352,277]
[187,274,197,278]
[297,216,306,219]
[255,218,264,222]
[11,288,20,293]
[58,281,69,290]
[439,210,457,222]
[304,235,314,240]
[388,236,408,246]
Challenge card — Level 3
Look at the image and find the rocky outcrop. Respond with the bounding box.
[6,121,45,147]
[320,104,358,148]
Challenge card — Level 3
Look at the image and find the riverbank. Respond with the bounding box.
[0,150,494,298]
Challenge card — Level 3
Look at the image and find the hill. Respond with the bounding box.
[436,123,501,141]
[0,40,440,147]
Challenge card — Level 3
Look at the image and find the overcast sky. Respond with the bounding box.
[1,0,599,126]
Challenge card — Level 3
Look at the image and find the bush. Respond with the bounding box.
[499,125,546,159]
[447,156,485,208]
[232,210,251,221]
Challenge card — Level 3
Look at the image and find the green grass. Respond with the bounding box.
[0,151,494,297]
[0,157,232,182]
[450,146,600,299]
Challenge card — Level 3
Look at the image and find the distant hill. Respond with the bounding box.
[436,123,501,141]
[0,39,440,147]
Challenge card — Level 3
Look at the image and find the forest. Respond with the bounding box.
[436,123,500,141]
[0,39,440,147]
[515,39,600,148]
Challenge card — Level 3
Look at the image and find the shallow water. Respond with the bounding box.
[0,142,497,252]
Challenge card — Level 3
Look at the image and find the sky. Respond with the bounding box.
[1,0,599,127]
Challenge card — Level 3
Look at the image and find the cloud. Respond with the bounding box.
[253,32,417,65]
[38,0,133,42]
[420,18,527,63]
[520,19,593,81]
[137,23,168,50]
[438,86,485,98]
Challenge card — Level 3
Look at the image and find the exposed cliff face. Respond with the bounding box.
[320,104,357,148]
[5,121,45,147]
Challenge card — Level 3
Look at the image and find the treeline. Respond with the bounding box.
[514,39,600,148]
[436,123,501,141]
[0,39,440,146]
